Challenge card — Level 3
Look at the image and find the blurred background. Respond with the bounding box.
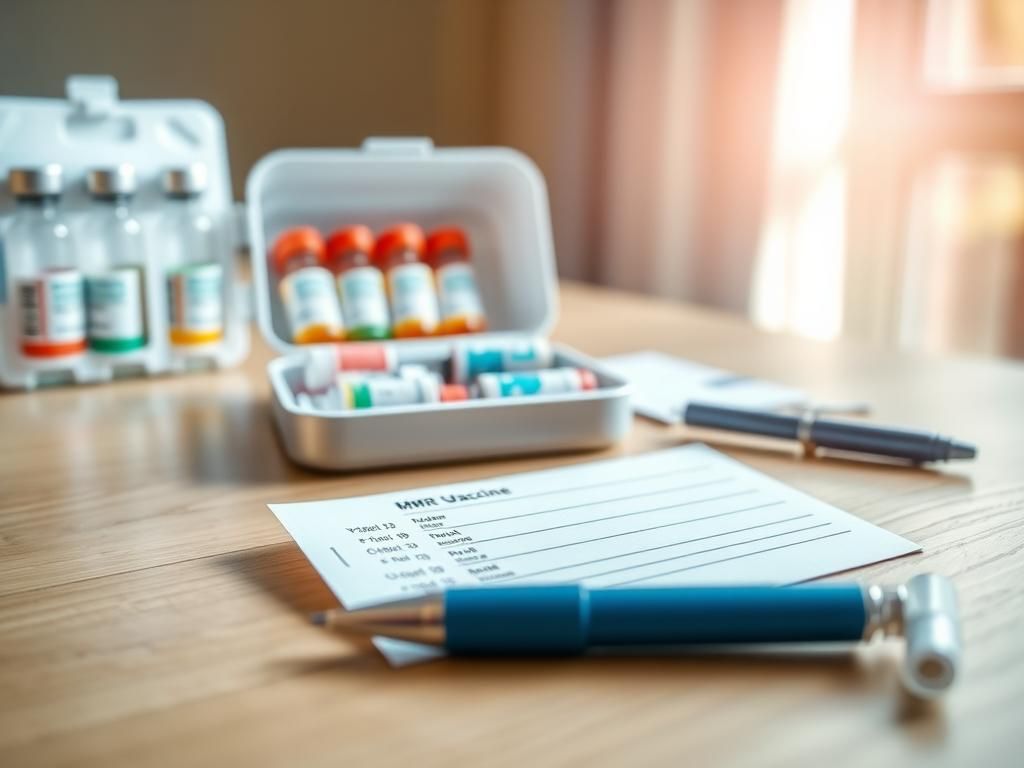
[2,0,1022,359]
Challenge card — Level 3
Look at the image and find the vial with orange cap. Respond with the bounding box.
[325,226,390,341]
[372,223,439,338]
[270,226,345,344]
[425,227,487,335]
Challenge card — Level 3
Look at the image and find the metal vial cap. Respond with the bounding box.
[87,164,138,197]
[9,165,64,197]
[163,163,208,197]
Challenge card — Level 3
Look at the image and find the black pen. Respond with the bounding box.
[683,402,977,464]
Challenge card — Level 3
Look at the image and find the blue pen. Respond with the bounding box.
[313,573,960,699]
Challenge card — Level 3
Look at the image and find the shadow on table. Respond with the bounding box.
[224,542,950,739]
[168,394,310,485]
[270,640,950,738]
[221,542,337,614]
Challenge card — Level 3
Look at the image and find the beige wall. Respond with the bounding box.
[0,0,607,279]
[0,0,498,197]
[0,0,765,302]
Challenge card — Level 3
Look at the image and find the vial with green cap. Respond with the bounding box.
[81,164,148,354]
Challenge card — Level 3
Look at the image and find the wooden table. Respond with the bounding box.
[2,282,1023,767]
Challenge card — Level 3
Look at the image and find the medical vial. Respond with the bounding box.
[372,223,439,338]
[325,226,390,340]
[476,367,598,399]
[334,370,466,410]
[82,165,148,354]
[160,164,225,351]
[271,226,345,344]
[302,343,398,393]
[425,227,486,335]
[6,165,86,360]
[449,339,553,384]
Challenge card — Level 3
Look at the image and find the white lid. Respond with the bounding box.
[0,75,233,220]
[245,137,559,357]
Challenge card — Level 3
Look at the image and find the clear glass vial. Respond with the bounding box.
[5,164,86,360]
[81,164,148,354]
[159,163,226,350]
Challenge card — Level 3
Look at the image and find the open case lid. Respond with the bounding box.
[245,137,560,356]
[0,75,234,224]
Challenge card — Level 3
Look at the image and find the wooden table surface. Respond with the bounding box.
[2,282,1023,767]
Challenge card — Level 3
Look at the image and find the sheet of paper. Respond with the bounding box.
[602,351,807,424]
[270,445,919,665]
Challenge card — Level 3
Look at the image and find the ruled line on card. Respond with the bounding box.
[451,490,761,547]
[403,463,711,515]
[450,500,788,564]
[608,529,853,586]
[485,513,816,582]
[438,476,733,530]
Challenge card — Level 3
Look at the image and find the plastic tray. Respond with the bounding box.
[246,138,631,470]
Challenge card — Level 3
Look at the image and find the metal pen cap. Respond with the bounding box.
[901,573,961,698]
[87,164,137,198]
[163,163,208,197]
[8,164,64,197]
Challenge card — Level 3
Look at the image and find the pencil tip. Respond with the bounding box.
[310,611,328,626]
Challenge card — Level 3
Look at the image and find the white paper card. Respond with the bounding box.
[602,351,807,424]
[270,445,918,665]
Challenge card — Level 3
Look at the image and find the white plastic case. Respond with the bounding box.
[248,138,631,470]
[0,76,248,388]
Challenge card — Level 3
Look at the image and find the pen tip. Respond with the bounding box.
[949,442,977,460]
[310,611,328,626]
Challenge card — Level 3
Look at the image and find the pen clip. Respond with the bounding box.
[780,401,872,418]
[789,402,872,458]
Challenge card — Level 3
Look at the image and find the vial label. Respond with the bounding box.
[341,377,426,409]
[280,266,344,342]
[436,262,485,321]
[387,262,438,331]
[454,340,552,382]
[479,369,582,398]
[168,262,224,346]
[338,266,389,330]
[85,268,147,352]
[17,269,87,357]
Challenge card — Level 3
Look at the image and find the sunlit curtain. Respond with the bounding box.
[492,0,777,310]
[750,0,855,341]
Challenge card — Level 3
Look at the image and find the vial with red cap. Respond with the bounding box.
[372,223,439,338]
[425,227,487,335]
[302,343,398,393]
[270,226,345,344]
[325,226,390,341]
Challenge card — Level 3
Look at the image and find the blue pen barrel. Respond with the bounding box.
[444,584,867,654]
[446,585,588,653]
[588,585,866,645]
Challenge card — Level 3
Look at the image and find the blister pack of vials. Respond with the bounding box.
[0,76,248,389]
